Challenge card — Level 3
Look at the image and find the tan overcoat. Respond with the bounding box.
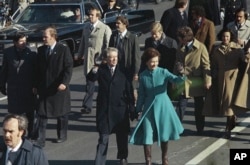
[203,42,245,116]
[174,39,211,98]
[190,17,216,53]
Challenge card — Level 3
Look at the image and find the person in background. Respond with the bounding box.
[75,7,112,114]
[160,0,188,42]
[0,32,37,139]
[143,21,178,99]
[73,8,81,22]
[35,26,73,147]
[0,114,49,165]
[174,26,211,134]
[102,0,127,16]
[220,0,247,28]
[203,28,249,139]
[109,16,140,101]
[189,5,216,54]
[144,21,177,72]
[226,8,250,47]
[188,0,221,26]
[129,48,184,165]
[88,47,134,165]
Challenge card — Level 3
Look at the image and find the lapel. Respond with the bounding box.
[0,143,7,164]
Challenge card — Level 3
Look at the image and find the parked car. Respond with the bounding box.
[0,0,155,66]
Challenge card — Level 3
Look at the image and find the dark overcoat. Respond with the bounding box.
[160,7,188,41]
[0,139,49,165]
[109,30,140,81]
[144,33,177,72]
[0,46,37,113]
[37,43,73,117]
[87,64,134,134]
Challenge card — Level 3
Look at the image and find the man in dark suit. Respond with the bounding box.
[109,16,140,101]
[160,0,189,42]
[88,47,134,165]
[0,32,37,139]
[0,114,49,165]
[35,26,73,147]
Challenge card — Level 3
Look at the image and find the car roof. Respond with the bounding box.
[32,0,95,4]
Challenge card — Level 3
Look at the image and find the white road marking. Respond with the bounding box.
[185,117,250,165]
[0,96,7,101]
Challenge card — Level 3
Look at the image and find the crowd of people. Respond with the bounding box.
[0,0,250,165]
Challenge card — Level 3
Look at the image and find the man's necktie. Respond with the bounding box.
[110,67,114,76]
[46,46,51,59]
[90,24,94,32]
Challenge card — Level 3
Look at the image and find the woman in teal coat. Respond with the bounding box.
[129,48,184,165]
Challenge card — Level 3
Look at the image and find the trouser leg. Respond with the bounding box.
[161,142,168,165]
[176,95,188,122]
[94,133,109,165]
[116,131,128,159]
[82,78,95,111]
[143,145,152,165]
[57,114,68,139]
[37,116,47,145]
[25,111,35,138]
[194,96,205,133]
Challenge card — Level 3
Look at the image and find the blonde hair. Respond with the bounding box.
[150,22,163,34]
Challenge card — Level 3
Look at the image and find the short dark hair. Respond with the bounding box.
[3,114,28,136]
[191,5,206,17]
[217,28,235,42]
[116,16,129,27]
[235,8,248,20]
[13,32,27,42]
[141,47,161,65]
[177,26,194,42]
[174,0,188,8]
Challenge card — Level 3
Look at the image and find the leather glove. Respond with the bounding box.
[129,105,138,121]
[0,86,7,95]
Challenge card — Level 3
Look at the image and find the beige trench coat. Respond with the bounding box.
[234,60,250,110]
[174,39,211,98]
[203,42,245,116]
[78,21,112,75]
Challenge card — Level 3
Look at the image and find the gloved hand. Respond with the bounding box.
[175,62,184,75]
[0,86,7,95]
[220,11,224,21]
[129,105,139,121]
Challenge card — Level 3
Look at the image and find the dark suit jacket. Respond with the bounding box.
[109,30,140,81]
[87,64,134,134]
[37,43,73,117]
[0,139,49,165]
[0,46,37,113]
[160,7,188,41]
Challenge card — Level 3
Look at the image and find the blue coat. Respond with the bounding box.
[0,139,49,165]
[129,67,184,146]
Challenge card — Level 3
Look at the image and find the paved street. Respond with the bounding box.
[0,0,250,165]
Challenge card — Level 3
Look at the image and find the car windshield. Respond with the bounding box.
[16,5,83,24]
